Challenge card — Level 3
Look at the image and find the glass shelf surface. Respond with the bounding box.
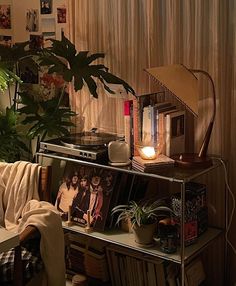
[63,222,222,264]
[37,152,222,183]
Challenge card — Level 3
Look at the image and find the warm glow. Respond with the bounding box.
[139,146,157,160]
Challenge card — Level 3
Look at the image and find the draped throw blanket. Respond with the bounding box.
[0,161,66,286]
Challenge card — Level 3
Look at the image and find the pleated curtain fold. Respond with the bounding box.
[67,1,236,283]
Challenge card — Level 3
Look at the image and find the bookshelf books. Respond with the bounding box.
[165,110,185,156]
[106,244,166,286]
[132,154,175,172]
[124,100,133,154]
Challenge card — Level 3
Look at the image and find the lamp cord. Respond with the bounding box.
[212,157,236,255]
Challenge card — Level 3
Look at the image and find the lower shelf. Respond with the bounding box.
[63,223,222,264]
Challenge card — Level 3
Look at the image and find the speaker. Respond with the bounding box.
[108,141,131,166]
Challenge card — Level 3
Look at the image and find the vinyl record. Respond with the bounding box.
[61,132,117,148]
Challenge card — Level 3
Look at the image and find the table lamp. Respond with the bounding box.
[145,64,216,168]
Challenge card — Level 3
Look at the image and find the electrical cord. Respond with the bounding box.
[212,157,236,255]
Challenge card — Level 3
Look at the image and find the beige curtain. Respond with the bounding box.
[67,0,236,283]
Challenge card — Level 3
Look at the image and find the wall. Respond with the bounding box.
[0,0,67,42]
[0,0,68,109]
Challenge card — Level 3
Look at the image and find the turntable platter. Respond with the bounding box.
[61,132,117,148]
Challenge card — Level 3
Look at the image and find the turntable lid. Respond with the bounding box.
[61,132,117,147]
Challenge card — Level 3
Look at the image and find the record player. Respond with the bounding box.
[39,132,119,161]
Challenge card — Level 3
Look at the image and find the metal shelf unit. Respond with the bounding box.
[36,151,226,285]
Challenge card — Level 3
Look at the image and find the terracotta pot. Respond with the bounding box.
[133,222,157,247]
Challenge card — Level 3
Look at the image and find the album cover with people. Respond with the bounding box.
[55,162,118,231]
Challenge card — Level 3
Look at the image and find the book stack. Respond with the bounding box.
[132,154,175,172]
[106,245,166,286]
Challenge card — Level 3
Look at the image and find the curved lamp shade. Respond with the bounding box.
[145,64,216,168]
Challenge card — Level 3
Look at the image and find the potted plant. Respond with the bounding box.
[111,200,172,247]
[0,34,135,162]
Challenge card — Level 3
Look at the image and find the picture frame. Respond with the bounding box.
[0,5,11,29]
[57,7,66,23]
[40,0,52,15]
[0,35,12,47]
[55,162,118,231]
[26,9,39,32]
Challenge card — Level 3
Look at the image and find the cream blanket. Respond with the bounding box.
[0,161,65,286]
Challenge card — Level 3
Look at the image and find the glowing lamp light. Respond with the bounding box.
[137,145,158,160]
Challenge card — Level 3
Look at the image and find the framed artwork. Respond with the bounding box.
[57,7,66,23]
[0,5,11,29]
[0,35,12,47]
[55,162,118,231]
[40,0,52,15]
[26,9,39,32]
[29,34,43,50]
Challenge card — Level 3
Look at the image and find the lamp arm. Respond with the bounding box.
[189,69,216,158]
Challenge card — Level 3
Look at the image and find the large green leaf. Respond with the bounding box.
[18,92,76,140]
[39,34,135,97]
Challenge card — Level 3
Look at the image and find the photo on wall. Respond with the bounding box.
[0,5,11,29]
[54,162,118,231]
[0,35,12,47]
[29,34,43,50]
[57,7,66,23]
[40,0,52,15]
[26,9,39,32]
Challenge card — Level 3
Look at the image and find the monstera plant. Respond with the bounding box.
[39,33,135,98]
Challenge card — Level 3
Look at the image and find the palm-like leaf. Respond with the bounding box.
[18,92,76,140]
[0,107,28,162]
[0,64,22,92]
[39,34,135,98]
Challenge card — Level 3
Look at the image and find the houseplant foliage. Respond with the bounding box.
[0,107,28,162]
[112,200,171,227]
[18,91,75,141]
[111,200,172,247]
[0,34,135,161]
[0,61,27,162]
[0,64,21,92]
[39,34,135,98]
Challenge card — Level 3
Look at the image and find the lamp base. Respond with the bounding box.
[171,153,213,169]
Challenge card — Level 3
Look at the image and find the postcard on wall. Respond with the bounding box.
[54,162,118,231]
[26,9,39,32]
[40,0,52,15]
[57,7,66,23]
[29,34,43,50]
[0,5,11,29]
[0,35,12,47]
[42,31,56,48]
[41,18,55,33]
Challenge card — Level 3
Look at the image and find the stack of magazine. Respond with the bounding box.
[132,155,175,172]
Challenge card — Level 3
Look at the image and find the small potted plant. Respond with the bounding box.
[111,200,172,247]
